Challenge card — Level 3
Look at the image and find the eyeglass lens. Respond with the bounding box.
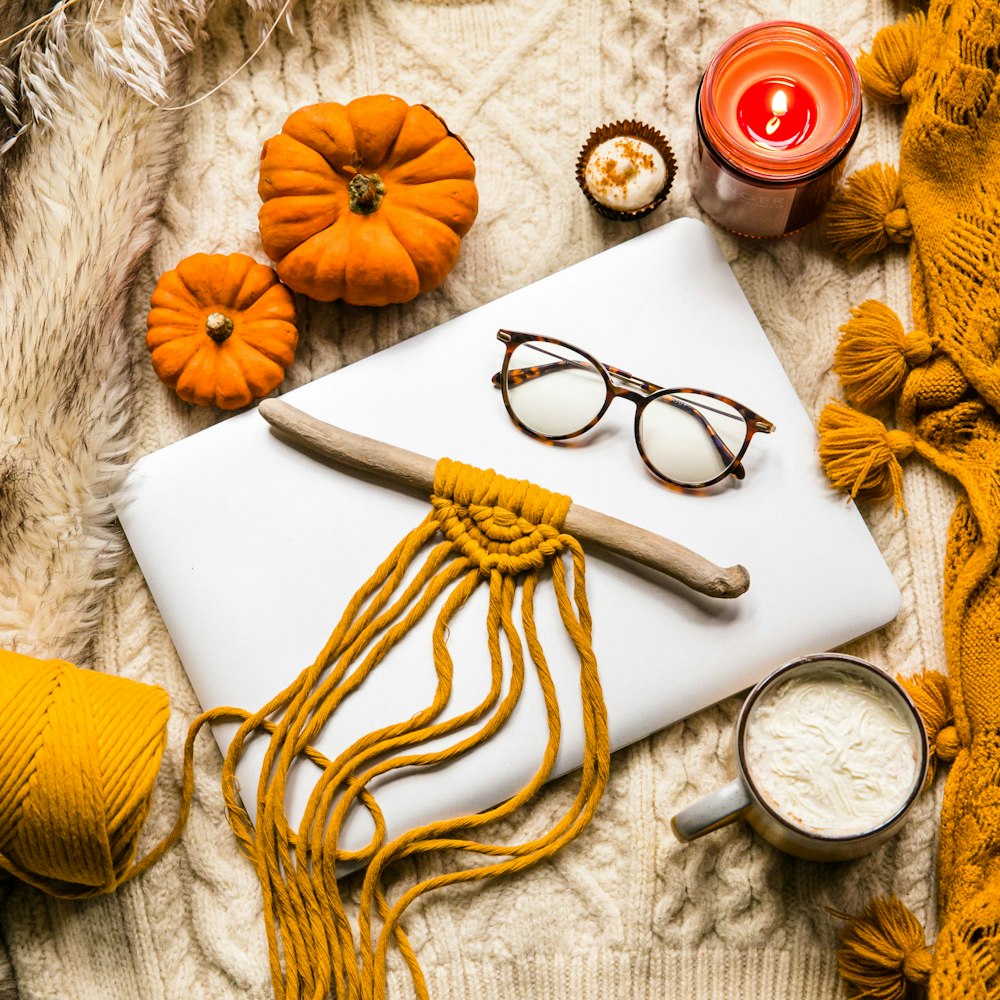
[505,341,607,437]
[639,391,747,486]
[504,340,749,486]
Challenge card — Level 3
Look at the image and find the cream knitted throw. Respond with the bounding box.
[0,0,951,997]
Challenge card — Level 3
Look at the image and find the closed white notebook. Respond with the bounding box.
[118,218,899,853]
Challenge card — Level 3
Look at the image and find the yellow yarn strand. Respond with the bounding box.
[200,458,609,1000]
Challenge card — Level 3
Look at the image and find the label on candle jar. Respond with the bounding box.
[690,126,848,238]
[690,133,797,238]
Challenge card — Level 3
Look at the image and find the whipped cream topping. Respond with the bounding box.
[744,668,920,837]
[583,137,667,211]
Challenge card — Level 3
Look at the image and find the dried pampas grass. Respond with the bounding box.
[0,0,295,150]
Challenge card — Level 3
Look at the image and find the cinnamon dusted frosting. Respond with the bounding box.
[582,137,668,212]
[744,668,920,837]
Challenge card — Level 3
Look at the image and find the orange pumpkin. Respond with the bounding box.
[257,94,478,306]
[146,252,298,410]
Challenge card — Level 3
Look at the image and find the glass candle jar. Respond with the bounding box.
[690,22,862,238]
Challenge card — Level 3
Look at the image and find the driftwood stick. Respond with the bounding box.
[258,399,750,599]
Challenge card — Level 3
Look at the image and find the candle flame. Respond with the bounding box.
[764,88,788,137]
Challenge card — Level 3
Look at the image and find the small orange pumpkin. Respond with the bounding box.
[258,94,478,306]
[146,252,298,410]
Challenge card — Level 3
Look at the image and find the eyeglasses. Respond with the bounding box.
[492,331,775,490]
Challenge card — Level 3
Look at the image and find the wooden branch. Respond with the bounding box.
[258,399,750,599]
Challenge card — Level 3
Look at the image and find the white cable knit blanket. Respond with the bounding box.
[0,0,952,996]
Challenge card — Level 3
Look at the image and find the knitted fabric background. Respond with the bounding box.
[0,0,956,996]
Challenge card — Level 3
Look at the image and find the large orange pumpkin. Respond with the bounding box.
[257,94,479,306]
[146,252,298,410]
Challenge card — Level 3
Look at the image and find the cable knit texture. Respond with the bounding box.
[0,0,951,997]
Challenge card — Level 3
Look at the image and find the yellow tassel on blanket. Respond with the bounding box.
[857,12,928,105]
[817,402,914,513]
[836,896,932,999]
[826,164,912,262]
[834,300,933,411]
[896,670,961,785]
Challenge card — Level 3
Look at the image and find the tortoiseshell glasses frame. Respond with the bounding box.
[491,330,776,490]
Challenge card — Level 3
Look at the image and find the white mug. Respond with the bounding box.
[670,653,929,861]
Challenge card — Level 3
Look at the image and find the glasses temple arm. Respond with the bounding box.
[495,347,656,393]
[492,357,595,388]
[495,343,662,394]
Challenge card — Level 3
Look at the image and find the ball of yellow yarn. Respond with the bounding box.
[0,649,170,899]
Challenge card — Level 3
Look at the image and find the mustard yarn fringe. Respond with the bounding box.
[817,401,915,513]
[857,12,927,105]
[834,300,933,411]
[185,457,609,999]
[897,670,959,786]
[826,163,912,262]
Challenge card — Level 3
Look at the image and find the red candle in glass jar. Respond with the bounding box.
[690,22,861,238]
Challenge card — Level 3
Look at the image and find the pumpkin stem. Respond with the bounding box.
[206,312,234,343]
[348,173,386,214]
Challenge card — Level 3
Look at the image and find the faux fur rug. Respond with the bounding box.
[0,0,956,997]
[0,3,191,995]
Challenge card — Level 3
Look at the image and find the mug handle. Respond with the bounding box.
[670,779,753,843]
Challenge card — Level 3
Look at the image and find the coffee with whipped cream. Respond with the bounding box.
[743,666,922,838]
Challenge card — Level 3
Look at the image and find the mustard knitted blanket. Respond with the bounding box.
[0,0,944,997]
[819,1,1000,995]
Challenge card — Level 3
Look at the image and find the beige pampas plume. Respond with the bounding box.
[0,0,291,152]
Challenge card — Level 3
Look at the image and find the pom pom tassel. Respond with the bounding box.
[897,669,961,783]
[858,12,928,105]
[835,300,934,410]
[827,164,912,262]
[818,402,914,513]
[836,897,932,1000]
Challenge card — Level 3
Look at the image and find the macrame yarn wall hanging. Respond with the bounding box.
[0,455,611,1000]
[816,2,1000,996]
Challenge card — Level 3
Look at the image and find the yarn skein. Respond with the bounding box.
[0,649,180,898]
